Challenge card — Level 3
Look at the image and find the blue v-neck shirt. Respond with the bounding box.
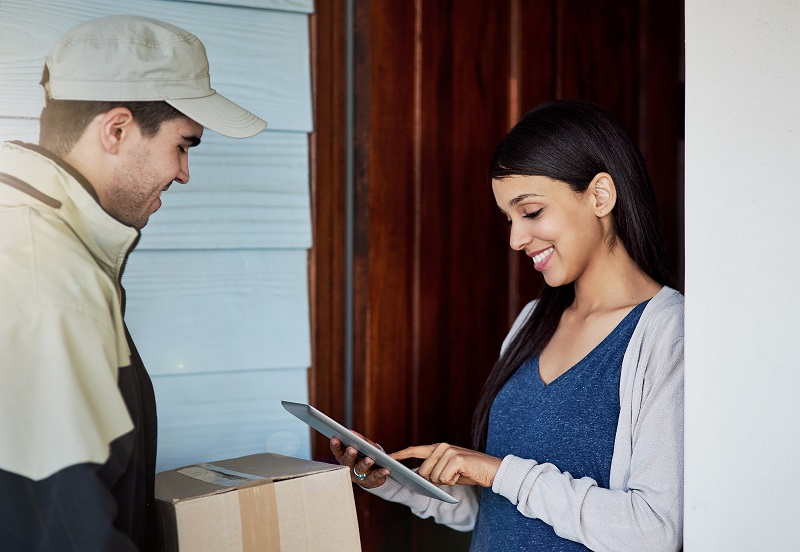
[470,300,649,551]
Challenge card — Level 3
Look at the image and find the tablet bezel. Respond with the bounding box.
[281,401,459,504]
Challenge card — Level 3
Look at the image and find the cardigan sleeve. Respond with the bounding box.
[363,478,481,532]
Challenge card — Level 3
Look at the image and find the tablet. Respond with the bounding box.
[281,401,459,504]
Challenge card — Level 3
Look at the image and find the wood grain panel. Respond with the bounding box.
[414,0,513,452]
[310,1,683,550]
[123,249,311,376]
[350,1,417,549]
[353,0,417,447]
[153,368,311,471]
[0,0,312,131]
[556,0,640,135]
[639,0,684,286]
[510,0,557,317]
[139,130,311,250]
[345,1,517,549]
[307,0,348,462]
[409,3,514,548]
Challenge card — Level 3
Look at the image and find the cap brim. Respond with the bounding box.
[167,93,267,138]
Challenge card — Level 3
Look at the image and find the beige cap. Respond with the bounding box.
[42,15,267,138]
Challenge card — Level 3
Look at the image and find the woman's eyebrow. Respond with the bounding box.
[509,193,542,207]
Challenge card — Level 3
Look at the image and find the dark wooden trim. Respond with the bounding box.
[640,0,685,288]
[308,0,347,464]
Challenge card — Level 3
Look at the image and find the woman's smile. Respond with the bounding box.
[529,246,554,270]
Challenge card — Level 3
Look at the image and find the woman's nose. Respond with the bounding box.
[508,222,530,251]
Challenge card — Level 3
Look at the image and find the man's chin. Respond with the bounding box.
[118,213,149,230]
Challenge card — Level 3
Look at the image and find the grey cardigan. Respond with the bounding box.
[366,286,684,552]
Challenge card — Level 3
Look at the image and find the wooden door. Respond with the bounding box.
[311,1,683,550]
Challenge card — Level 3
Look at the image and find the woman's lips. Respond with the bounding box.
[529,246,554,271]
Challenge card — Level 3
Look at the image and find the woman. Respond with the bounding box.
[331,100,683,551]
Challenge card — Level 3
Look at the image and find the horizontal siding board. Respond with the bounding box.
[169,0,314,14]
[140,130,311,250]
[153,368,312,471]
[124,249,311,375]
[0,0,312,132]
[0,124,311,250]
[0,119,38,143]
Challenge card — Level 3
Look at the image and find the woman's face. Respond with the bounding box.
[492,174,611,288]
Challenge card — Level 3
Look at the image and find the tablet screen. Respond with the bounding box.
[282,401,459,504]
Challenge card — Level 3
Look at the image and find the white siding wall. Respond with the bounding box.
[0,0,315,471]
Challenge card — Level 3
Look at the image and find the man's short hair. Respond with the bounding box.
[38,98,184,157]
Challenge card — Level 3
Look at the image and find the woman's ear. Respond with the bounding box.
[590,172,617,217]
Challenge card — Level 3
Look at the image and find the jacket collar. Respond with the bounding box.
[0,141,139,273]
[14,141,101,202]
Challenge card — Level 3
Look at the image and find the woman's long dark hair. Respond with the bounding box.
[471,100,678,451]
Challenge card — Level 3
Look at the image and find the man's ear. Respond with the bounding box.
[98,107,136,154]
[589,172,617,217]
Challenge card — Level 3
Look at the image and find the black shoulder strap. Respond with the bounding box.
[0,172,62,209]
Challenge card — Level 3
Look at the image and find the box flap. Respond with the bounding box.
[155,453,345,503]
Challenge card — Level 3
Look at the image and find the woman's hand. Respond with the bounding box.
[330,432,390,489]
[391,443,502,488]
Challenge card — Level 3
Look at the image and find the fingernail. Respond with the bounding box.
[364,459,373,467]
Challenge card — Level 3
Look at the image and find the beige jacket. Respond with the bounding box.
[0,141,138,481]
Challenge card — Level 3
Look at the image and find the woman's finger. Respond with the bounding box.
[330,437,346,461]
[352,455,373,480]
[331,437,391,488]
[359,466,390,489]
[390,444,438,461]
[341,445,360,467]
[331,439,361,467]
[428,453,450,485]
[414,443,452,480]
[350,455,392,487]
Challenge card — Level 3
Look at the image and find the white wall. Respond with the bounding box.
[685,1,800,548]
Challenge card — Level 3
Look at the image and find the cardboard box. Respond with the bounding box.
[155,453,361,552]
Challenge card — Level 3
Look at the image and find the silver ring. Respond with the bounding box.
[353,466,367,481]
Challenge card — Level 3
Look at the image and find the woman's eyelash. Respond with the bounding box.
[504,208,543,226]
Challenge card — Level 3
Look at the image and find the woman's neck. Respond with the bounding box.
[570,242,662,315]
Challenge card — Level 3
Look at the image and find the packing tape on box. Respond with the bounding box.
[238,482,281,550]
[178,463,282,550]
[177,463,264,487]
